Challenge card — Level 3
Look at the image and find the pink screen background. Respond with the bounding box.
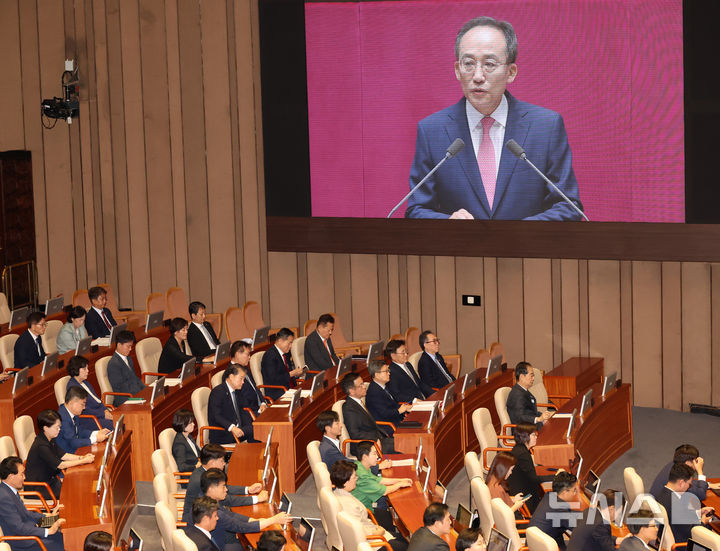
[305,0,684,222]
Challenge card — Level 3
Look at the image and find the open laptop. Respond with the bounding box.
[602,371,617,397]
[145,311,164,332]
[422,457,432,493]
[263,426,274,458]
[365,339,385,364]
[485,354,502,381]
[109,322,128,344]
[41,352,58,377]
[570,449,583,481]
[309,370,325,396]
[287,388,302,418]
[455,503,472,528]
[584,470,601,504]
[75,336,92,356]
[461,370,477,395]
[150,376,165,407]
[44,296,64,316]
[435,479,448,504]
[335,356,352,382]
[441,385,455,412]
[251,326,270,351]
[12,367,29,394]
[213,341,231,364]
[566,408,578,439]
[9,307,29,329]
[178,358,195,386]
[579,389,593,417]
[112,414,125,447]
[294,518,316,551]
[127,527,143,551]
[487,527,511,551]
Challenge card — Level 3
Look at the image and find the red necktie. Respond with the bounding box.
[101,311,112,330]
[283,353,296,388]
[478,116,497,208]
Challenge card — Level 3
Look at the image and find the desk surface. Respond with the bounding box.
[546,357,604,378]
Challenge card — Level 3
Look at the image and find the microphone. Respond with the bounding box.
[505,139,589,222]
[387,139,465,218]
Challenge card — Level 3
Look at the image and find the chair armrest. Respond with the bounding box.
[366,508,379,525]
[482,447,509,471]
[547,394,573,401]
[517,529,527,535]
[501,423,516,436]
[258,384,288,392]
[497,434,515,445]
[376,421,397,432]
[306,369,321,375]
[243,407,256,421]
[142,372,165,383]
[515,519,530,525]
[79,414,102,430]
[671,545,687,550]
[101,391,132,405]
[0,536,48,551]
[22,482,58,508]
[4,368,21,373]
[537,403,556,409]
[176,521,188,528]
[198,425,240,447]
[342,439,383,458]
[18,490,52,512]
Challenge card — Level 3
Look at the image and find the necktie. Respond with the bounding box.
[200,324,216,349]
[247,376,264,406]
[434,356,453,383]
[36,336,45,359]
[405,363,421,387]
[283,354,296,388]
[230,389,240,422]
[323,339,336,367]
[73,416,79,437]
[478,116,497,209]
[101,310,112,330]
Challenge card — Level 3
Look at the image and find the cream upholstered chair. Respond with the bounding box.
[528,368,572,413]
[158,428,183,474]
[319,486,343,551]
[172,529,196,551]
[491,498,525,551]
[0,542,11,551]
[41,319,63,355]
[306,440,322,467]
[95,356,132,406]
[0,525,48,551]
[358,544,374,551]
[526,526,559,551]
[13,415,35,461]
[465,451,483,482]
[489,342,506,366]
[146,293,165,317]
[494,387,515,437]
[405,327,421,355]
[652,499,676,551]
[408,351,422,371]
[155,500,178,551]
[472,407,514,471]
[474,348,491,372]
[224,306,251,342]
[691,525,720,550]
[623,467,645,510]
[0,293,10,325]
[291,336,307,370]
[0,436,16,461]
[153,472,184,523]
[190,387,238,447]
[136,337,164,384]
[54,375,70,406]
[210,371,223,388]
[0,334,18,372]
[248,351,285,399]
[309,455,331,533]
[470,476,495,543]
[338,510,392,551]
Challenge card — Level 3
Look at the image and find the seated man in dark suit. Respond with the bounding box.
[304,313,340,371]
[56,385,111,454]
[385,339,432,403]
[14,311,47,370]
[187,301,221,360]
[184,496,222,551]
[66,355,114,431]
[317,410,346,468]
[207,364,256,444]
[567,489,630,551]
[341,372,396,455]
[106,330,145,406]
[0,456,66,551]
[231,341,268,416]
[366,360,412,435]
[257,531,286,551]
[649,444,719,501]
[506,362,552,429]
[528,471,579,550]
[654,462,714,544]
[182,443,266,524]
[407,503,451,551]
[417,330,455,390]
[619,510,660,551]
[260,328,304,401]
[85,286,117,339]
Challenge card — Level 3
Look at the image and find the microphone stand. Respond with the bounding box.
[387,153,453,218]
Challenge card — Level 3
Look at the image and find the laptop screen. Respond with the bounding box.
[128,528,143,551]
[487,527,511,551]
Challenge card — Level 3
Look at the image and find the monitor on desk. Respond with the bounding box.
[252,326,270,351]
[11,367,28,395]
[427,401,439,430]
[9,307,29,329]
[268,467,278,505]
[335,356,352,382]
[128,528,144,551]
[263,426,274,459]
[179,358,195,386]
[214,341,230,364]
[487,527,511,551]
[584,470,601,505]
[461,371,476,395]
[434,479,447,504]
[441,385,455,412]
[566,408,578,440]
[415,438,423,473]
[145,310,164,333]
[75,336,92,356]
[44,296,64,316]
[366,339,385,364]
[602,371,617,397]
[570,449,583,481]
[309,370,325,397]
[41,352,58,377]
[486,354,502,381]
[262,447,272,482]
[150,377,165,407]
[278,492,292,515]
[455,503,472,529]
[294,518,316,551]
[112,414,125,448]
[579,389,593,417]
[109,322,128,345]
[422,457,432,493]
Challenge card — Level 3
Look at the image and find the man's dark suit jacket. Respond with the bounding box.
[187,322,220,359]
[56,403,94,454]
[655,486,704,544]
[172,432,200,472]
[207,382,254,444]
[304,330,339,371]
[0,481,64,551]
[507,444,543,513]
[650,461,708,502]
[366,381,404,434]
[342,397,395,456]
[158,337,194,374]
[417,352,455,390]
[618,536,653,550]
[566,507,615,551]
[506,383,541,427]
[182,466,252,523]
[13,330,45,370]
[407,526,449,551]
[212,504,261,548]
[107,352,145,406]
[528,493,573,550]
[182,525,221,551]
[235,365,267,414]
[261,345,296,401]
[66,377,113,430]
[319,436,346,468]
[387,362,432,403]
[85,307,117,338]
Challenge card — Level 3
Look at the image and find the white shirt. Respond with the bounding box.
[194,525,214,541]
[185,435,199,456]
[193,322,217,350]
[115,351,130,367]
[27,329,42,355]
[325,435,341,450]
[350,396,368,411]
[81,381,102,404]
[68,410,98,443]
[466,94,509,175]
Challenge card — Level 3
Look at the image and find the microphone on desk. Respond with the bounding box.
[505,139,589,222]
[386,138,465,218]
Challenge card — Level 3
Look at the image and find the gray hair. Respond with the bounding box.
[455,17,518,63]
[368,359,386,378]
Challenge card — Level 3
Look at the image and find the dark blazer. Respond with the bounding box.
[187,322,220,360]
[212,505,261,548]
[0,481,64,551]
[158,337,195,375]
[417,352,455,390]
[107,352,145,406]
[260,345,296,401]
[182,525,221,551]
[507,443,543,513]
[366,381,404,433]
[387,362,432,403]
[25,433,63,500]
[207,382,254,444]
[506,384,541,426]
[405,94,583,221]
[566,507,615,551]
[655,486,702,544]
[172,432,201,472]
[528,493,572,550]
[650,461,708,502]
[235,366,267,414]
[342,397,386,456]
[407,526,449,551]
[304,330,339,371]
[618,536,653,551]
[66,377,113,430]
[56,403,94,454]
[319,436,346,469]
[85,307,117,339]
[14,330,45,370]
[182,466,252,524]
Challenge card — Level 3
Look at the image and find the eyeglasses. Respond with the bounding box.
[425,339,439,344]
[377,369,390,374]
[458,56,508,75]
[395,350,408,356]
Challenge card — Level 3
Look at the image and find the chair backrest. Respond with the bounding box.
[526,526,559,551]
[0,293,10,325]
[491,497,524,551]
[153,471,180,513]
[99,284,123,319]
[405,326,421,355]
[691,525,720,551]
[146,293,165,316]
[225,307,251,342]
[13,415,35,461]
[158,428,180,473]
[166,287,190,321]
[528,368,549,412]
[54,375,71,406]
[306,440,322,467]
[475,348,491,372]
[357,544,373,551]
[0,334,18,371]
[494,387,513,430]
[337,510,368,550]
[242,301,265,332]
[319,486,343,551]
[654,500,675,550]
[152,449,172,478]
[310,460,332,533]
[210,371,223,389]
[470,476,495,543]
[136,337,162,381]
[95,356,113,397]
[623,467,645,509]
[155,500,177,551]
[249,351,265,388]
[304,319,317,336]
[41,319,63,355]
[328,313,351,347]
[489,342,505,365]
[172,529,197,551]
[291,336,307,370]
[464,451,483,483]
[408,351,422,371]
[72,289,91,309]
[332,400,353,452]
[191,387,212,445]
[0,542,10,551]
[0,435,17,461]
[472,407,501,470]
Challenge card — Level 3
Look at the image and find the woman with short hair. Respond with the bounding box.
[171,408,201,472]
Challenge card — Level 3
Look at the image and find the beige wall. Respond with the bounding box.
[268,252,720,412]
[0,0,268,313]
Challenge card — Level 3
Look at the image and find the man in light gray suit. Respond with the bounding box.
[107,330,145,405]
[619,509,661,550]
[407,503,451,551]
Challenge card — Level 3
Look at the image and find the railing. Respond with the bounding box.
[2,260,38,310]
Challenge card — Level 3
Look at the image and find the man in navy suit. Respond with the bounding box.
[56,386,111,454]
[106,331,145,406]
[405,17,582,221]
[528,471,579,550]
[208,364,256,444]
[230,341,268,416]
[261,328,304,401]
[417,330,455,390]
[385,340,432,403]
[85,286,117,339]
[304,314,340,371]
[366,360,411,435]
[341,372,396,455]
[0,456,66,551]
[506,362,552,429]
[14,312,47,370]
[187,301,221,360]
[183,496,222,551]
[316,410,346,468]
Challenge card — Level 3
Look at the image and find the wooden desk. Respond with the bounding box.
[534,382,633,474]
[544,357,604,407]
[61,429,135,550]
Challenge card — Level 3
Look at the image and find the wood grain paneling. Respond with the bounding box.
[661,262,682,411]
[350,254,379,341]
[631,262,662,407]
[523,258,553,373]
[455,257,485,374]
[267,252,299,328]
[681,263,712,411]
[497,258,524,367]
[0,0,23,150]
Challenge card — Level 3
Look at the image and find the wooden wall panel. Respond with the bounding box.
[587,261,621,382]
[333,254,353,338]
[0,0,23,150]
[419,256,436,332]
[482,258,499,347]
[712,264,720,406]
[406,256,421,330]
[306,253,334,320]
[559,259,580,362]
[523,259,553,373]
[350,254,379,341]
[434,257,457,354]
[267,252,299,327]
[681,263,712,411]
[661,262,682,411]
[387,255,401,335]
[455,257,485,374]
[631,262,662,407]
[496,258,524,367]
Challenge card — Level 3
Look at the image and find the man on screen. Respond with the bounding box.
[405,17,583,221]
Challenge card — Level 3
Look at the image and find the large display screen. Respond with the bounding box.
[305,0,684,222]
